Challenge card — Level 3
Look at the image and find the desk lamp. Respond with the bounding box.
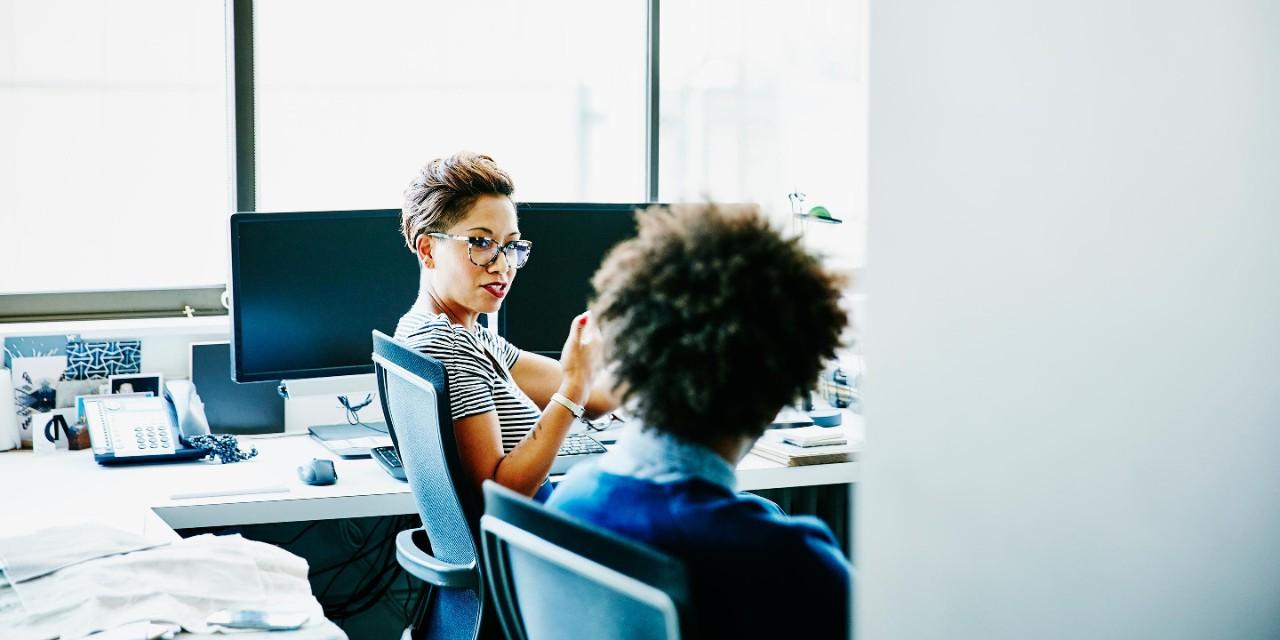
[788,190,844,229]
[782,191,847,428]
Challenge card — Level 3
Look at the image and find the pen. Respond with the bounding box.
[170,485,291,500]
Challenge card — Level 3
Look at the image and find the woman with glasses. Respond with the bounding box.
[395,152,612,500]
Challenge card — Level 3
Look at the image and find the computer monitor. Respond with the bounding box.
[229,209,419,383]
[498,202,652,357]
[190,341,284,434]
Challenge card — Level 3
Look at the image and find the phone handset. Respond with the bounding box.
[164,380,211,444]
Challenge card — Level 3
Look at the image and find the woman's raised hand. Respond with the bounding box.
[558,311,602,403]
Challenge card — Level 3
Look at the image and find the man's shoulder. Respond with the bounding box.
[679,486,839,549]
[549,468,850,640]
[548,463,640,511]
[552,469,839,553]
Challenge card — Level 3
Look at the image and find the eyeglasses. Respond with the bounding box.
[584,413,626,433]
[428,233,533,269]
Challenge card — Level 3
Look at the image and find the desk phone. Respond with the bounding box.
[85,381,211,465]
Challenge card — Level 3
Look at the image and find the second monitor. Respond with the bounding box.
[499,202,651,358]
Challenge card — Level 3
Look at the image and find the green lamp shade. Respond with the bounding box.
[799,205,843,224]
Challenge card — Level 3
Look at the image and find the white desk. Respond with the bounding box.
[0,417,860,538]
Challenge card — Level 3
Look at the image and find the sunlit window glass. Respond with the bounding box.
[254,0,647,212]
[659,0,867,267]
[0,0,229,294]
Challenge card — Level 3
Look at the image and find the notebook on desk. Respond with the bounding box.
[750,430,858,466]
[309,423,392,458]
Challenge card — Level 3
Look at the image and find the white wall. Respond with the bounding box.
[861,2,1280,638]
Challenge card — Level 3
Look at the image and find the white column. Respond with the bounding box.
[862,1,1280,638]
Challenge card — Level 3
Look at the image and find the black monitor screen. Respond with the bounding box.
[230,210,419,382]
[191,341,284,433]
[499,203,650,357]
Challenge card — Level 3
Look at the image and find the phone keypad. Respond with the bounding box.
[133,424,171,450]
[103,406,178,458]
[120,421,175,455]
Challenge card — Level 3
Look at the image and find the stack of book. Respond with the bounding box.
[750,426,857,466]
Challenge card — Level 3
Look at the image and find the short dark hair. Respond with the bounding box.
[591,203,848,444]
[401,151,515,252]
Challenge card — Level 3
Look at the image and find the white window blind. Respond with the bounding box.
[0,0,230,295]
[253,0,647,212]
[659,0,867,268]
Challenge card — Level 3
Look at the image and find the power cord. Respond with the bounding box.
[320,516,415,622]
[338,393,374,427]
[187,434,258,463]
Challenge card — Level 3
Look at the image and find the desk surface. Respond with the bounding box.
[1,416,861,540]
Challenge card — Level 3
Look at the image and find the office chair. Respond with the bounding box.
[480,481,697,640]
[372,331,489,640]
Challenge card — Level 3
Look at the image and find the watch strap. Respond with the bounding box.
[550,392,586,420]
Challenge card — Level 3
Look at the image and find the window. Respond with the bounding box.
[253,0,647,212]
[1,1,868,318]
[0,0,229,295]
[659,0,867,268]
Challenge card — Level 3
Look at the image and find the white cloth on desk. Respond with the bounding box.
[0,525,165,586]
[85,619,349,640]
[0,528,340,640]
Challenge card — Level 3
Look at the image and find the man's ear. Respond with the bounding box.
[416,234,435,269]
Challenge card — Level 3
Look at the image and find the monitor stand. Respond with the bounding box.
[278,375,386,438]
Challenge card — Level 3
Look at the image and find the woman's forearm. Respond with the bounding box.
[491,382,586,496]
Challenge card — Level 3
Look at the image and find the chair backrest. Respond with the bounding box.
[480,481,695,640]
[373,330,487,639]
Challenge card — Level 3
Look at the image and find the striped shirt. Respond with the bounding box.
[395,304,541,453]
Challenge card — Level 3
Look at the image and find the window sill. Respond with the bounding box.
[0,315,229,340]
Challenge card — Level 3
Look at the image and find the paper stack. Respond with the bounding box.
[779,426,847,448]
[750,428,856,466]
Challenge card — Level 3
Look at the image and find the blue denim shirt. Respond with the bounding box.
[549,424,851,639]
[595,424,737,491]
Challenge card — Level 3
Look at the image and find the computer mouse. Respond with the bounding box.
[298,458,337,486]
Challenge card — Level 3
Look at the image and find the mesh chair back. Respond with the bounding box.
[373,330,486,640]
[481,481,695,640]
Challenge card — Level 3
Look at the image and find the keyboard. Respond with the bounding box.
[371,445,406,481]
[371,433,608,481]
[550,433,608,475]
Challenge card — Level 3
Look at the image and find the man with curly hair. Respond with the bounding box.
[548,203,851,639]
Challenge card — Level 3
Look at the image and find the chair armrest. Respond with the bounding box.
[395,528,479,589]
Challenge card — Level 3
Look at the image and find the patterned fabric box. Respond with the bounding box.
[64,339,142,380]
